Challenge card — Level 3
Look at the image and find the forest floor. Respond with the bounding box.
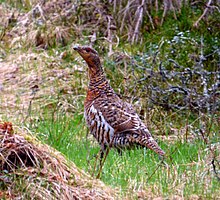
[0,1,219,199]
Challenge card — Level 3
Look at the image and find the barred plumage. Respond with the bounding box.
[73,45,165,166]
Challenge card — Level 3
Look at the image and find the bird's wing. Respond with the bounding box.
[92,95,165,156]
[93,95,143,133]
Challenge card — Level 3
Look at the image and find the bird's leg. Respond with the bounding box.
[96,137,116,178]
[117,148,123,156]
[91,149,103,177]
[91,146,108,178]
[99,149,105,166]
[96,146,110,179]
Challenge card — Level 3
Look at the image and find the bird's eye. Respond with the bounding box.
[85,49,90,53]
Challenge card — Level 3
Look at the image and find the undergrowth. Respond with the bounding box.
[31,111,219,198]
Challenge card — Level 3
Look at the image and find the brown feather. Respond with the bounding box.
[74,46,165,156]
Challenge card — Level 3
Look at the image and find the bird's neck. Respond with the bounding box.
[87,64,114,100]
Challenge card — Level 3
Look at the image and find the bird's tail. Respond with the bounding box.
[138,130,165,156]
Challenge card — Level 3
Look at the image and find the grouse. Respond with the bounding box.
[73,46,165,174]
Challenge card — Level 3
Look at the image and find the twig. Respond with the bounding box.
[161,0,168,26]
[113,0,117,13]
[22,85,39,124]
[131,0,145,44]
[147,158,167,182]
[107,16,113,56]
[212,159,220,181]
[119,0,132,34]
[155,0,158,13]
[146,9,155,30]
[200,129,220,181]
[193,0,213,28]
[161,0,177,26]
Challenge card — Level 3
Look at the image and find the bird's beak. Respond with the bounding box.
[73,45,85,59]
[73,45,79,51]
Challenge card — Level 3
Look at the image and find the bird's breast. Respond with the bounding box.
[84,104,115,146]
[85,89,98,103]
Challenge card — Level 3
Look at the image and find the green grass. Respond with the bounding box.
[31,112,219,198]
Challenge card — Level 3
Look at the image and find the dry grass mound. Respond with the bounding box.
[0,122,117,199]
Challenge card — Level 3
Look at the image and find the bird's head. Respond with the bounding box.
[73,46,101,70]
